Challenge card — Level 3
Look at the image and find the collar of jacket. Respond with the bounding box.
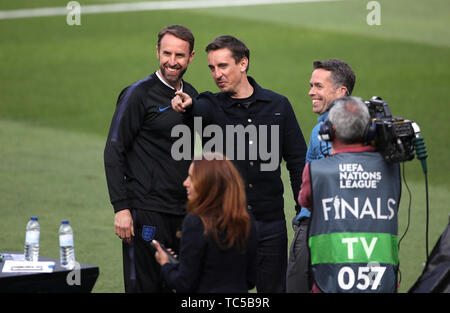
[222,76,272,109]
[317,110,329,123]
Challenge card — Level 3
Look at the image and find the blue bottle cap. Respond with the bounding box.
[31,216,38,221]
[62,220,69,224]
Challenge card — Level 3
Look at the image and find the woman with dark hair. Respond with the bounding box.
[154,153,258,292]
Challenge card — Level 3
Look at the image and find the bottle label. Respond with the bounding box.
[25,231,40,244]
[59,234,74,247]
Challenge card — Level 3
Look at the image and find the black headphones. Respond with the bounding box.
[318,118,376,143]
[365,120,377,142]
[318,120,334,142]
[317,99,337,142]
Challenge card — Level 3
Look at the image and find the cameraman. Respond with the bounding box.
[299,96,401,293]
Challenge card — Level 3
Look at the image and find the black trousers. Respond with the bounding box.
[122,209,184,293]
[254,219,288,293]
[286,218,311,293]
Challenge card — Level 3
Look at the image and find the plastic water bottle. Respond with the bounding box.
[59,220,76,269]
[24,216,40,262]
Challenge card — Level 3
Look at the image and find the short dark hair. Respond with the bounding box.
[313,59,356,95]
[205,35,250,72]
[157,25,195,53]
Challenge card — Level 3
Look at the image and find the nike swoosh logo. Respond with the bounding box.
[159,105,170,112]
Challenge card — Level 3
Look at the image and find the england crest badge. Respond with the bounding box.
[142,225,156,242]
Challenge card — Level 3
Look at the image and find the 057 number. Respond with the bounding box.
[337,266,386,290]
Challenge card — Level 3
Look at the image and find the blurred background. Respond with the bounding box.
[0,0,449,292]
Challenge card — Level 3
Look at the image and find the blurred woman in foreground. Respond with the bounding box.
[154,153,258,292]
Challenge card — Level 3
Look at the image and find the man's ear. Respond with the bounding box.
[338,86,348,97]
[239,57,249,73]
[188,50,195,64]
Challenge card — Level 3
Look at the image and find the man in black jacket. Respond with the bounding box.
[104,25,197,292]
[172,35,307,292]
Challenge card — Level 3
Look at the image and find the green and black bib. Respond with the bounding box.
[309,152,401,293]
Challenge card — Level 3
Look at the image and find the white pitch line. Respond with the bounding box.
[0,0,336,20]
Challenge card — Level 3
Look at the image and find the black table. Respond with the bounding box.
[0,252,99,293]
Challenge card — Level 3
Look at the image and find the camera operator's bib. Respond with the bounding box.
[308,152,401,293]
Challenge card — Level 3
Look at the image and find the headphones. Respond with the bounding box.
[318,96,378,143]
[318,119,376,143]
[365,119,377,142]
[317,99,337,142]
[318,120,334,142]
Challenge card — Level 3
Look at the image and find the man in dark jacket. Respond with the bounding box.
[104,25,197,292]
[172,35,307,292]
